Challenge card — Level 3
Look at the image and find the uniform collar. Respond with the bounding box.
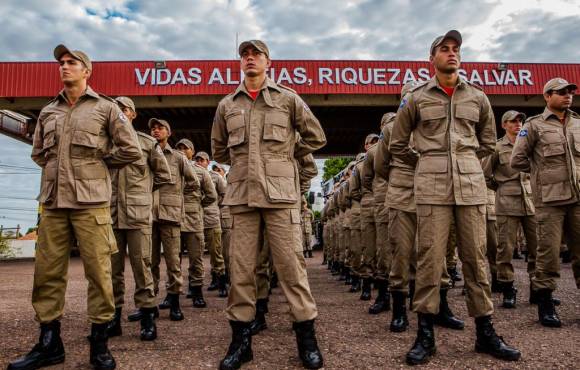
[57,85,99,103]
[233,77,281,107]
[541,107,572,123]
[161,143,173,154]
[500,135,514,146]
[427,75,467,93]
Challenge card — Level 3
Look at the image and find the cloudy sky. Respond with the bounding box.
[1,0,579,231]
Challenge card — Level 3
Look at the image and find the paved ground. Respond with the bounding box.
[1,252,579,369]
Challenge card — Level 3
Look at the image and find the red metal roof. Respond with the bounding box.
[1,60,579,97]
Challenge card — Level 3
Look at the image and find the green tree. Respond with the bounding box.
[0,234,15,258]
[322,157,354,182]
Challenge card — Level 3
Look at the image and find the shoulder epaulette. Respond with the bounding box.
[409,80,428,93]
[526,114,541,122]
[463,78,484,91]
[569,110,580,118]
[137,131,156,143]
[97,93,116,103]
[278,84,298,95]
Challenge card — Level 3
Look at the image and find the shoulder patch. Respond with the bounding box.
[118,112,128,123]
[518,129,528,137]
[463,78,484,91]
[399,98,408,109]
[137,131,156,143]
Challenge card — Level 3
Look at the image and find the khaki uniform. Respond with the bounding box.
[182,164,217,287]
[347,158,365,274]
[390,77,497,317]
[221,205,232,271]
[446,220,458,270]
[375,116,419,293]
[211,77,326,322]
[302,208,315,252]
[151,145,199,295]
[31,87,141,324]
[110,131,172,309]
[372,143,391,281]
[359,147,377,278]
[510,108,580,290]
[485,188,498,276]
[203,169,227,275]
[339,180,352,266]
[484,137,537,283]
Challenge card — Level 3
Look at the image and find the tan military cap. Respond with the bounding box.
[115,96,136,113]
[365,133,379,145]
[53,44,92,71]
[501,110,526,123]
[239,40,270,58]
[148,118,171,133]
[543,77,577,94]
[176,138,194,151]
[430,30,462,55]
[195,151,210,161]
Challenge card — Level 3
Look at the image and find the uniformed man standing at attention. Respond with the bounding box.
[9,45,141,370]
[176,139,217,308]
[511,78,580,327]
[149,119,199,321]
[212,40,326,370]
[195,151,228,297]
[390,30,520,365]
[483,110,537,308]
[107,97,172,341]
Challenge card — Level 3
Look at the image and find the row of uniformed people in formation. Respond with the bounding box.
[8,40,326,370]
[10,32,580,370]
[320,69,580,365]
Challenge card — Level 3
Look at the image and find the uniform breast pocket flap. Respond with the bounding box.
[263,111,289,142]
[419,105,446,135]
[226,111,245,148]
[541,131,565,157]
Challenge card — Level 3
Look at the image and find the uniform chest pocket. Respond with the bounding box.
[540,131,565,157]
[42,117,58,151]
[71,121,102,158]
[226,111,246,148]
[263,111,289,142]
[455,105,479,137]
[419,105,447,135]
[499,151,511,165]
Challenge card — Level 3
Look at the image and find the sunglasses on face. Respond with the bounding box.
[552,89,576,96]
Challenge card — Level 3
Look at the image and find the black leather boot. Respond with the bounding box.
[8,321,65,370]
[308,250,313,258]
[293,320,324,369]
[359,278,372,301]
[537,289,561,327]
[89,323,116,370]
[168,293,184,321]
[158,295,171,310]
[406,313,436,365]
[512,248,523,260]
[186,284,194,298]
[408,280,415,305]
[343,268,352,284]
[128,307,159,322]
[475,316,521,361]
[327,260,332,270]
[331,261,340,275]
[368,280,389,314]
[491,272,501,293]
[434,289,464,330]
[249,298,269,336]
[208,271,219,291]
[106,307,122,337]
[561,249,572,263]
[390,291,409,332]
[338,263,347,281]
[219,321,253,370]
[447,266,462,283]
[140,307,157,341]
[501,281,517,309]
[529,285,561,306]
[270,271,278,289]
[191,285,207,308]
[218,273,229,298]
[349,275,361,293]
